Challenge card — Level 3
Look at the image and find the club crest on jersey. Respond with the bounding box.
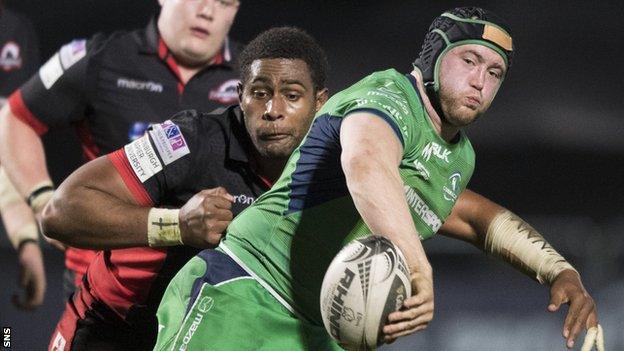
[209,79,239,104]
[443,172,462,202]
[0,41,22,71]
[149,120,190,165]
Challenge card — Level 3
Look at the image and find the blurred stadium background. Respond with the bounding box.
[1,1,622,350]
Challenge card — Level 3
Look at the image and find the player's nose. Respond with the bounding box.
[263,97,285,121]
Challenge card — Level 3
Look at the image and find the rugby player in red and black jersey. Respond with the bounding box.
[41,27,330,350]
[0,0,241,304]
[0,3,45,310]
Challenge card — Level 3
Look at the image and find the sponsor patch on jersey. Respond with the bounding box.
[421,141,451,163]
[0,41,22,71]
[117,77,163,93]
[59,39,86,70]
[209,79,239,104]
[124,134,163,182]
[39,39,87,89]
[50,331,66,351]
[403,185,442,235]
[39,53,63,89]
[149,120,190,165]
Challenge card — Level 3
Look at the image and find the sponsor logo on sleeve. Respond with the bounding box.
[124,134,163,182]
[149,120,190,165]
[50,331,66,351]
[208,79,239,104]
[39,39,87,89]
[39,53,63,89]
[59,39,86,70]
[0,42,22,71]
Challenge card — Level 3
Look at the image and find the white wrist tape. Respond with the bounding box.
[485,210,577,285]
[147,208,182,247]
[26,180,55,214]
[8,222,39,251]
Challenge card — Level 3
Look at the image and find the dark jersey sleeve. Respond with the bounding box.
[7,33,108,134]
[108,110,203,207]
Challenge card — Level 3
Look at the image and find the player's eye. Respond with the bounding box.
[285,92,301,101]
[463,58,475,66]
[252,90,269,99]
[488,70,501,80]
[215,0,239,8]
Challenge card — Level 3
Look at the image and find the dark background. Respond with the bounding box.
[0,1,622,350]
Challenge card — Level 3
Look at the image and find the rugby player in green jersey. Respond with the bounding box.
[156,7,602,351]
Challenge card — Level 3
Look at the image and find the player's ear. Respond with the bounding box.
[315,88,329,112]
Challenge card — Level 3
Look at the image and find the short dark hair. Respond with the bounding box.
[239,26,328,91]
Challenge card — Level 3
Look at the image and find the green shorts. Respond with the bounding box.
[155,249,342,351]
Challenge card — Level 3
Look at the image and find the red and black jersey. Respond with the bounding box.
[81,106,270,346]
[7,19,241,282]
[0,8,39,102]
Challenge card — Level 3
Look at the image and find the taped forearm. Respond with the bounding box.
[484,210,577,285]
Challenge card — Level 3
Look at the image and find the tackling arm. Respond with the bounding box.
[41,156,150,249]
[42,154,233,250]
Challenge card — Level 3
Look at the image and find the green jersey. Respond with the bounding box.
[221,69,475,325]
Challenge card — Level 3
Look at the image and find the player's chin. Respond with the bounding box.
[448,109,480,127]
[258,139,296,159]
[179,45,219,67]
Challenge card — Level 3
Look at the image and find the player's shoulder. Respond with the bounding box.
[167,106,240,142]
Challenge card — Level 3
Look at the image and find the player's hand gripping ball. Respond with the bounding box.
[320,235,412,350]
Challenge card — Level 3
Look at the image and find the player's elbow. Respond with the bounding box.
[40,194,66,242]
[40,190,80,243]
[341,146,376,178]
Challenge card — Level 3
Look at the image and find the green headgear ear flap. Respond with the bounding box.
[413,7,514,118]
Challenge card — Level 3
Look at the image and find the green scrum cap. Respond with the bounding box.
[413,7,514,95]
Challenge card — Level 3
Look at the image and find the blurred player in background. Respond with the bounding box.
[0,0,242,306]
[0,1,46,310]
[41,27,329,350]
[152,7,603,351]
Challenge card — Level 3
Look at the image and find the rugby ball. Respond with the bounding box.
[320,235,412,350]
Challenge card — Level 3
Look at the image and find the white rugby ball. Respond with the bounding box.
[320,235,412,350]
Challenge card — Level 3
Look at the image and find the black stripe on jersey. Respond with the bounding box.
[286,114,349,214]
